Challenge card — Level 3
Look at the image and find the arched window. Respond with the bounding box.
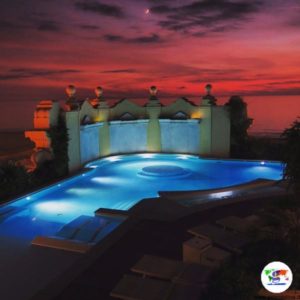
[172,111,189,120]
[119,112,136,121]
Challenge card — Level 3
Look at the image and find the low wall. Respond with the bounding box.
[80,124,101,164]
[109,120,148,154]
[159,119,200,153]
[78,119,201,164]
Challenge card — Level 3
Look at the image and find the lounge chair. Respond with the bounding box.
[131,255,185,280]
[200,246,231,268]
[110,274,169,300]
[183,237,212,263]
[182,237,231,267]
[110,274,205,300]
[188,223,251,253]
[131,255,213,286]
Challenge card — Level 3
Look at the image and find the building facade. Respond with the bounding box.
[25,85,230,172]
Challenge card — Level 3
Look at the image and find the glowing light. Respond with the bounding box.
[32,217,36,221]
[66,188,96,196]
[92,176,123,184]
[139,153,155,158]
[105,156,121,162]
[210,191,233,199]
[57,184,61,187]
[89,165,98,169]
[26,196,31,200]
[145,8,150,14]
[35,201,74,214]
[82,174,86,177]
[191,111,203,119]
[261,161,266,165]
[178,155,190,160]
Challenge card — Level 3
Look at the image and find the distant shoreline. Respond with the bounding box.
[250,131,282,138]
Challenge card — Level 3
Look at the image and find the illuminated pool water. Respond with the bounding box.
[0,154,283,241]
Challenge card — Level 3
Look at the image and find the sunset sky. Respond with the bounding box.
[0,0,299,130]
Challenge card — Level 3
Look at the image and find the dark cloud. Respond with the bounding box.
[75,1,125,18]
[0,18,62,33]
[151,0,263,34]
[103,33,162,44]
[192,25,233,37]
[101,69,137,74]
[0,20,26,32]
[131,34,160,44]
[104,34,123,42]
[160,65,245,80]
[0,20,16,30]
[147,0,173,3]
[36,20,60,32]
[240,87,300,96]
[0,68,81,81]
[266,80,300,86]
[79,24,100,30]
[288,18,300,27]
[150,5,170,14]
[186,68,250,83]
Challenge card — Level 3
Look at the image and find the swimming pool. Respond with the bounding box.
[0,154,283,241]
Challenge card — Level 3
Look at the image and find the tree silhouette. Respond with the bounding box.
[282,118,300,192]
[0,161,31,202]
[225,96,253,157]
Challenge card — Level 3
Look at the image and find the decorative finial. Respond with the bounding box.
[205,83,212,95]
[66,85,76,98]
[201,83,217,106]
[149,85,157,97]
[95,86,103,99]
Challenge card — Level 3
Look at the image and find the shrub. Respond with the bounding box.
[0,161,31,202]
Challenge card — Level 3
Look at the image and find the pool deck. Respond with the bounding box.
[28,181,290,300]
[40,191,290,300]
[0,178,289,300]
[128,179,289,221]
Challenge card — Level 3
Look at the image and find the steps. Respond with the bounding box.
[32,214,122,253]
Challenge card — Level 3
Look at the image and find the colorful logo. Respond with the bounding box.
[261,261,293,293]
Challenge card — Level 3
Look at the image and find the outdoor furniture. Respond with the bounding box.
[175,262,213,286]
[182,237,212,263]
[183,237,230,267]
[200,246,231,268]
[188,223,251,253]
[110,274,170,300]
[131,255,185,280]
[131,255,213,286]
[110,274,204,300]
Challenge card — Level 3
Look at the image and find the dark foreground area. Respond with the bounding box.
[29,194,297,300]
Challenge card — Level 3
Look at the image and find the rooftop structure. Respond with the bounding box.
[25,85,230,172]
